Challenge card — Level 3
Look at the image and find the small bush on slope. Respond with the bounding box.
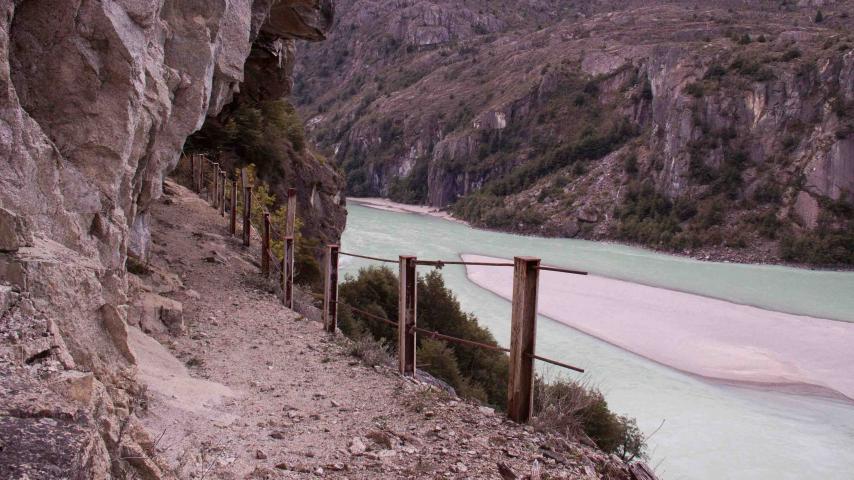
[533,378,647,463]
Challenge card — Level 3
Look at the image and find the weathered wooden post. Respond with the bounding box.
[229,176,237,235]
[188,155,195,190]
[507,256,540,423]
[283,188,297,308]
[285,188,297,236]
[398,255,417,376]
[322,245,340,333]
[211,162,219,207]
[198,157,204,195]
[262,213,271,276]
[241,168,251,247]
[219,170,226,216]
[243,185,252,247]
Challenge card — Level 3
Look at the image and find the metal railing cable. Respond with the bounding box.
[527,354,584,373]
[412,326,510,353]
[338,300,399,327]
[339,251,399,264]
[536,265,588,276]
[417,259,514,268]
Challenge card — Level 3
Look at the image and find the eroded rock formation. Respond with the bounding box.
[0,1,335,476]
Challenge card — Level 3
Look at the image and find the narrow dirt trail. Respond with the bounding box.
[131,180,626,479]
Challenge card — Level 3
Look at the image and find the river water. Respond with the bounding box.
[339,202,854,480]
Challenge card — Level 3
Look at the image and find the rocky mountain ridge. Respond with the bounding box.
[295,0,854,265]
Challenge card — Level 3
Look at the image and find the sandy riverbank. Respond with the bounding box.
[349,197,469,225]
[463,254,854,401]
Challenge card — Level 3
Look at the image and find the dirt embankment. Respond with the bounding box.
[122,180,653,479]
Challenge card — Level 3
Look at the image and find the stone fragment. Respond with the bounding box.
[0,208,33,251]
[128,293,184,335]
[100,305,136,364]
[348,437,366,455]
[478,406,495,416]
[48,371,95,407]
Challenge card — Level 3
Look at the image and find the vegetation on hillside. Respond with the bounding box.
[186,99,307,177]
[335,266,647,460]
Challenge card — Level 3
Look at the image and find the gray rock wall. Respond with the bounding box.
[0,0,333,476]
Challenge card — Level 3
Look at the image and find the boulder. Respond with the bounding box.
[0,208,32,252]
[128,293,184,335]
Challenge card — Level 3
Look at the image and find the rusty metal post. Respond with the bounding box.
[285,188,297,237]
[323,245,340,333]
[508,256,540,423]
[198,158,204,195]
[219,171,226,216]
[211,162,219,206]
[229,176,237,235]
[262,213,271,276]
[243,186,252,247]
[398,255,417,376]
[279,256,286,304]
[284,236,295,308]
[188,155,195,191]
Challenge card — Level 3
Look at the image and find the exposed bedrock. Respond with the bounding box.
[0,0,333,476]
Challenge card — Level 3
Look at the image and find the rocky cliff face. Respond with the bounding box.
[295,0,854,265]
[0,1,335,477]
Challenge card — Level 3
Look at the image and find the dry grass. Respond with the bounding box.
[347,334,392,367]
[532,377,598,440]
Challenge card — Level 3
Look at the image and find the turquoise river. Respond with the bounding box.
[339,202,854,480]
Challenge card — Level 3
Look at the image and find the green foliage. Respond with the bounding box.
[187,100,306,170]
[533,378,647,462]
[483,119,637,197]
[337,267,509,407]
[780,227,854,265]
[781,49,802,62]
[729,57,775,81]
[615,181,682,246]
[236,165,322,287]
[704,64,727,80]
[389,159,430,204]
[452,194,546,231]
[780,199,854,265]
[685,82,705,98]
[814,9,824,23]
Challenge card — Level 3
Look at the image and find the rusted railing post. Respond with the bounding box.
[508,256,540,423]
[219,171,226,216]
[262,213,271,276]
[198,158,205,195]
[323,245,340,333]
[211,163,219,207]
[285,188,297,237]
[283,188,297,308]
[188,155,195,191]
[279,256,286,304]
[398,255,417,376]
[243,185,252,247]
[229,176,237,235]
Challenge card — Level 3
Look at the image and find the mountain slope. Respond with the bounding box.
[295,0,854,265]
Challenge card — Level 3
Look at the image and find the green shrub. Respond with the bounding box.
[704,64,727,79]
[615,181,682,246]
[337,267,510,407]
[685,82,705,98]
[533,378,647,462]
[781,49,802,62]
